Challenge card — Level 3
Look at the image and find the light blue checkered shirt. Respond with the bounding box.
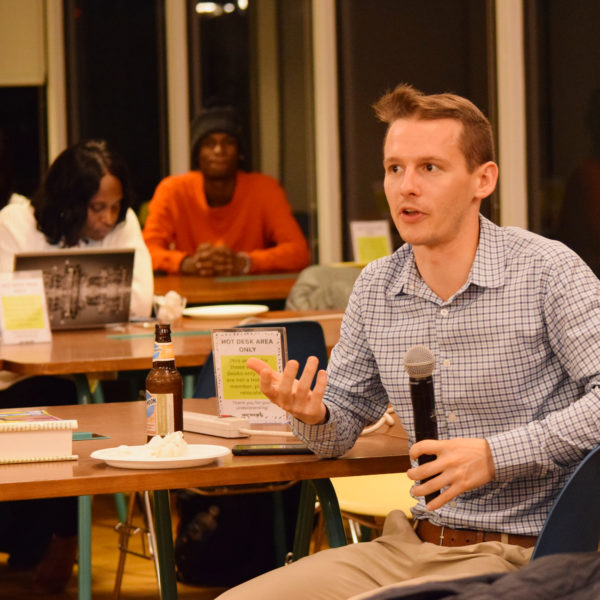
[292,215,600,535]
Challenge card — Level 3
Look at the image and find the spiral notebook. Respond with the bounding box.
[0,409,78,464]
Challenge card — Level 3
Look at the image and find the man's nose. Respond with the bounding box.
[399,166,419,195]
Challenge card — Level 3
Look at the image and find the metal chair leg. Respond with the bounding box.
[348,519,361,543]
[113,492,162,598]
[114,492,138,598]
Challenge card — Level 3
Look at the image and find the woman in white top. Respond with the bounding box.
[0,139,152,593]
[0,139,153,317]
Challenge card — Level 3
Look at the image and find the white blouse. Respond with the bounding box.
[0,199,153,318]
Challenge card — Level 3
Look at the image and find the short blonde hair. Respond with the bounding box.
[373,83,495,172]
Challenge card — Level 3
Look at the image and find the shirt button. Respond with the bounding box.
[443,359,451,367]
[440,309,448,316]
[450,500,457,507]
[448,412,457,422]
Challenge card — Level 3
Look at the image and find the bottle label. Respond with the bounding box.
[145,391,176,436]
[153,341,175,362]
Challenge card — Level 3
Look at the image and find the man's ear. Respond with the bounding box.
[474,161,499,200]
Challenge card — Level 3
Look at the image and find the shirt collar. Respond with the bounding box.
[388,214,506,299]
[470,214,506,289]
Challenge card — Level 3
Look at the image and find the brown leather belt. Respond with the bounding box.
[415,519,538,548]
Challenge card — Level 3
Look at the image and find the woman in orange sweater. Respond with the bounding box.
[143,106,310,276]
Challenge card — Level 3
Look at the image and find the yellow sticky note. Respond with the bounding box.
[357,236,390,263]
[1,294,45,330]
[220,355,278,400]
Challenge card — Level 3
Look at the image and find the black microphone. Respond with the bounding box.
[403,345,439,504]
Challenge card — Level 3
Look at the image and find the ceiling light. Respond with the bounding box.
[195,2,221,15]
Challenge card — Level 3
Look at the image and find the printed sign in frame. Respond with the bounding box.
[0,270,51,344]
[350,219,393,264]
[212,327,287,423]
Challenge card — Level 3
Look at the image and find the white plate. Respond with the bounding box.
[183,304,269,319]
[90,444,231,469]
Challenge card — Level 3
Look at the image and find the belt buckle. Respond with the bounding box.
[438,525,445,545]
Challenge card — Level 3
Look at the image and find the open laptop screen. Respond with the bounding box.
[14,248,134,330]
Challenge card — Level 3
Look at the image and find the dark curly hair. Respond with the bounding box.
[33,139,134,246]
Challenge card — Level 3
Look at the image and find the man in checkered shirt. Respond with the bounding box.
[219,84,600,600]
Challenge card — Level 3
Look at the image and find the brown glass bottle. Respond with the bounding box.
[145,323,183,440]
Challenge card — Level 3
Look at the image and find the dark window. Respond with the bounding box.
[187,0,251,169]
[525,0,600,276]
[337,0,496,257]
[64,0,168,209]
[0,86,46,204]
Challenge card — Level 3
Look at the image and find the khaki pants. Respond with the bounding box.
[216,511,533,600]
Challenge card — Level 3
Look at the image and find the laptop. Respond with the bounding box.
[14,248,135,330]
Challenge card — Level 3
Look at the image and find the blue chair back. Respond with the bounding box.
[532,443,600,559]
[193,320,329,398]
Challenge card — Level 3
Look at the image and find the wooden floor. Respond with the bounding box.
[0,494,228,599]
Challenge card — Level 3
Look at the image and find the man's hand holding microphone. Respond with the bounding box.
[246,345,496,511]
[404,345,495,511]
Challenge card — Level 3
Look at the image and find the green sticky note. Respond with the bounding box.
[1,294,45,330]
[220,354,278,400]
[357,236,390,263]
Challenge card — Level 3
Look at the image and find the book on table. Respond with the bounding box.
[0,409,78,464]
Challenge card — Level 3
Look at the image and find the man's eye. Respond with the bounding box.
[389,165,401,174]
[424,163,438,172]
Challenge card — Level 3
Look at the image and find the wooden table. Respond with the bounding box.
[0,310,343,377]
[0,310,344,597]
[154,273,298,306]
[0,399,408,500]
[0,400,409,599]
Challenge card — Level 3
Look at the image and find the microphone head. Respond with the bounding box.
[404,345,435,379]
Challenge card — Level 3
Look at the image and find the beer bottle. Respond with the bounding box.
[145,323,183,440]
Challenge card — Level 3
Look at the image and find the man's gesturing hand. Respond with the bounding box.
[246,356,328,425]
[407,438,496,511]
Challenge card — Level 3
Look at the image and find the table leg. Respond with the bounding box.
[291,479,346,562]
[310,479,346,548]
[291,480,318,560]
[78,495,93,600]
[152,489,178,600]
[73,374,93,404]
[183,374,196,398]
[72,374,105,404]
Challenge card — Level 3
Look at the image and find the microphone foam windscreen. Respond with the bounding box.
[403,345,435,379]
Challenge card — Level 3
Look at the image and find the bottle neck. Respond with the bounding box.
[153,341,176,367]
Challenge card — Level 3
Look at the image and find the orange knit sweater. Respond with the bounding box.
[143,171,310,274]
